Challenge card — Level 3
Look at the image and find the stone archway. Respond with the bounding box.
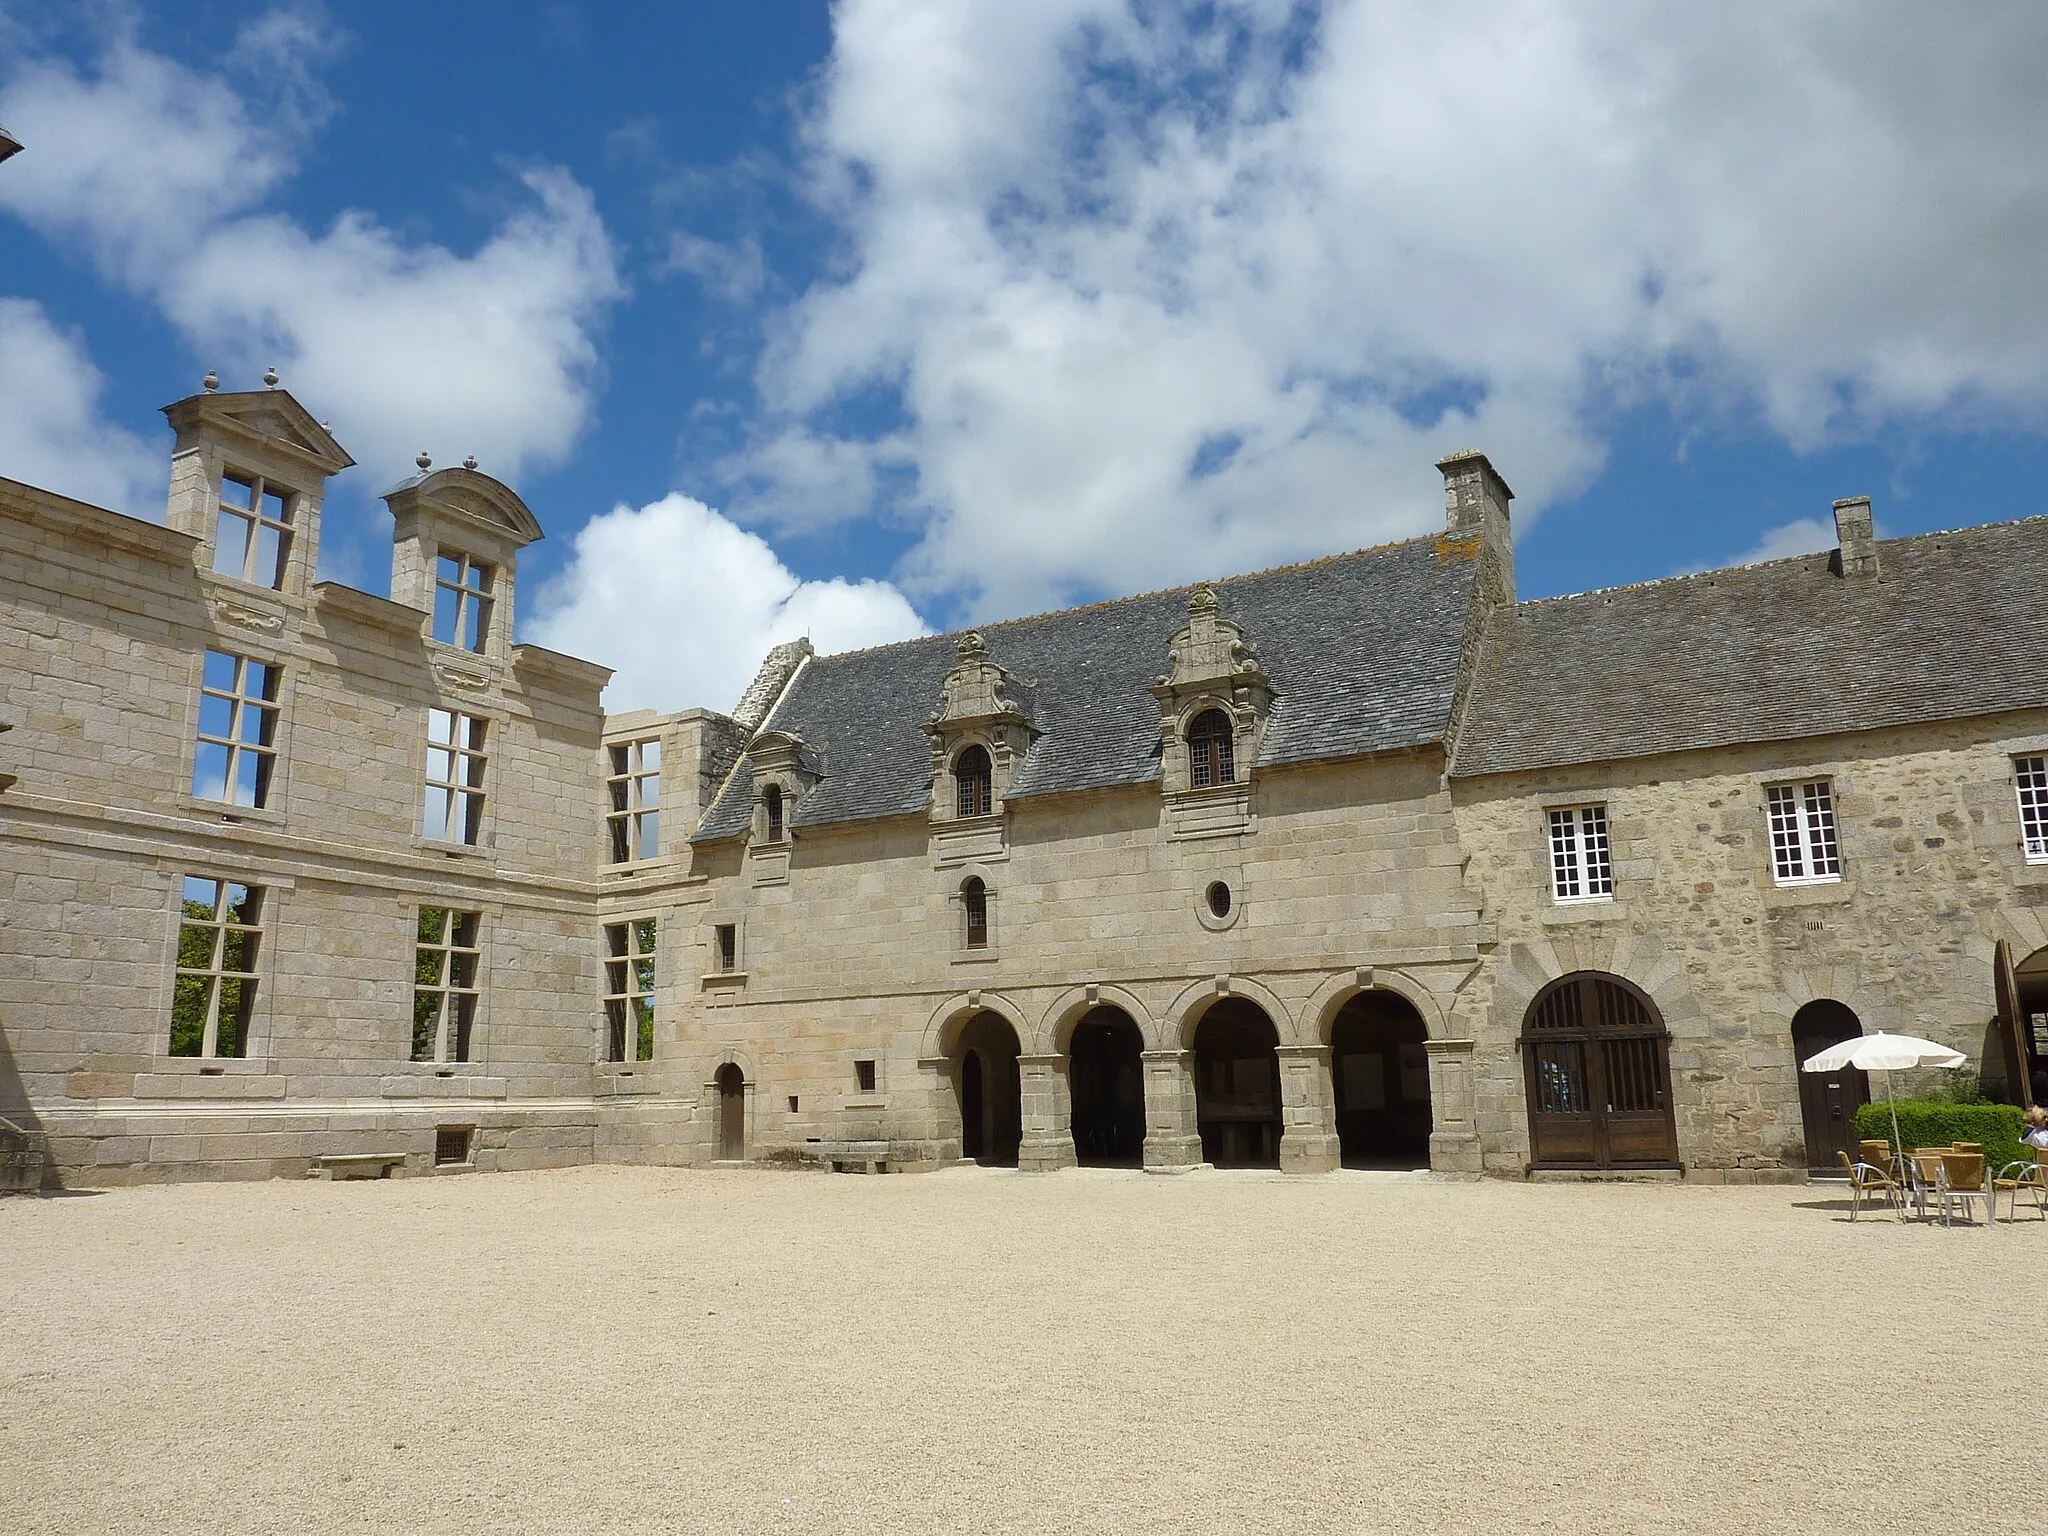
[1790,1000,1868,1171]
[954,1010,1022,1166]
[1328,990,1432,1168]
[1067,1006,1146,1166]
[1192,997,1282,1168]
[1521,971,1679,1170]
[715,1062,746,1161]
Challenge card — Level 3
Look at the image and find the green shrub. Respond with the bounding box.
[1854,1099,2029,1173]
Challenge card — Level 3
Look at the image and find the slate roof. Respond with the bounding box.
[1452,516,2048,779]
[694,536,1482,840]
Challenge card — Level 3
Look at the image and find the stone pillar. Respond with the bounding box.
[1140,1049,1203,1170]
[1017,1053,1076,1171]
[1276,1044,1339,1173]
[917,1054,964,1164]
[1426,1038,1483,1175]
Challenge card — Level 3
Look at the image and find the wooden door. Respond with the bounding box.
[1522,973,1679,1169]
[1791,1002,1867,1171]
[716,1065,745,1160]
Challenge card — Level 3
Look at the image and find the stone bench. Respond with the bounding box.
[307,1152,406,1181]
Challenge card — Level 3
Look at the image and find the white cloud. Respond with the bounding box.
[1718,517,1838,570]
[0,22,622,486]
[526,493,929,714]
[0,299,162,515]
[732,0,2048,618]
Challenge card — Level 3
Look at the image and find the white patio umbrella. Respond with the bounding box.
[1801,1032,1968,1168]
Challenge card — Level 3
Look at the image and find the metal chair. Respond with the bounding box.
[1939,1149,1993,1227]
[1992,1147,2048,1222]
[1835,1149,1903,1219]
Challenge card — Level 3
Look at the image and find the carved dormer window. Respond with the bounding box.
[926,633,1034,866]
[747,730,815,885]
[954,745,993,818]
[1152,586,1271,839]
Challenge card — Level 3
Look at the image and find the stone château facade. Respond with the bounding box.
[3,382,2045,1188]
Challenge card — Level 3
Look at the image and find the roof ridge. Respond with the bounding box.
[807,531,1444,664]
[1507,510,2048,615]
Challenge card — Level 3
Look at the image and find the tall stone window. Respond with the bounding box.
[425,709,489,845]
[1765,779,1841,884]
[412,907,481,1063]
[193,649,280,809]
[1187,709,1235,789]
[431,553,494,652]
[1547,805,1613,901]
[212,471,293,588]
[2017,756,2048,863]
[962,876,990,949]
[603,918,658,1063]
[954,745,993,817]
[764,783,785,842]
[170,876,262,1059]
[607,738,660,862]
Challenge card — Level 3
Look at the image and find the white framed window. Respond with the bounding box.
[1547,805,1613,902]
[2017,756,2048,863]
[192,649,280,808]
[1766,779,1842,884]
[432,553,494,652]
[170,876,263,1058]
[412,908,481,1063]
[212,471,293,588]
[604,918,658,1063]
[606,738,661,862]
[425,708,488,845]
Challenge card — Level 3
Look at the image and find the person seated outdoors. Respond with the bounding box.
[2023,1106,2048,1150]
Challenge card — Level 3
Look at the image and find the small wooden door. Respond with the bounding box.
[716,1064,745,1160]
[1791,1001,1867,1172]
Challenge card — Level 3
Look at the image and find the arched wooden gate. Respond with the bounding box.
[1521,972,1678,1169]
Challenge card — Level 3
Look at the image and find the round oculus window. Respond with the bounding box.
[1205,880,1232,919]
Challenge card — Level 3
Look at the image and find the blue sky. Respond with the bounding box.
[4,2,2047,712]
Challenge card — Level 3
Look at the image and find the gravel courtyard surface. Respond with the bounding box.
[1,1164,2034,1534]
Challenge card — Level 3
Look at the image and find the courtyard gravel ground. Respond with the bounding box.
[0,1163,2036,1534]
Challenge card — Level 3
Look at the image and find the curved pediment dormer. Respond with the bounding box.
[1150,585,1273,836]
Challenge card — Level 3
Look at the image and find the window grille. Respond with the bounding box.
[170,876,262,1058]
[603,919,658,1063]
[412,907,481,1063]
[714,923,738,974]
[425,709,488,845]
[1547,805,1613,901]
[1765,780,1842,884]
[1187,709,1235,789]
[431,553,494,652]
[855,1059,877,1093]
[193,650,280,808]
[2017,756,2048,863]
[954,745,993,817]
[606,738,660,862]
[211,471,293,588]
[962,877,989,949]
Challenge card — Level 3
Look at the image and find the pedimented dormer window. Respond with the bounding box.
[213,471,294,589]
[1153,586,1271,838]
[927,632,1034,835]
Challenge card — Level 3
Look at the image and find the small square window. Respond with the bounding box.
[855,1059,877,1094]
[787,1095,800,1113]
[434,1125,474,1166]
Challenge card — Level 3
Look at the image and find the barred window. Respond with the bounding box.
[604,919,658,1063]
[714,923,739,974]
[954,745,993,818]
[192,649,280,808]
[425,708,488,845]
[2017,756,2048,863]
[212,471,293,588]
[1766,780,1842,884]
[1188,709,1235,789]
[432,553,494,652]
[412,908,481,1063]
[764,783,785,842]
[607,738,660,862]
[170,876,262,1059]
[1547,805,1613,901]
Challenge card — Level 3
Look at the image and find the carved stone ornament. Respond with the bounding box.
[926,631,1036,823]
[430,659,492,694]
[208,596,286,636]
[1151,585,1274,806]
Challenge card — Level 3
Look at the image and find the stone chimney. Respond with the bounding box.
[1437,449,1515,604]
[732,638,814,731]
[1833,496,1879,580]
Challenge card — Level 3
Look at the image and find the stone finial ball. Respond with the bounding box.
[201,371,219,392]
[417,451,433,470]
[262,366,279,387]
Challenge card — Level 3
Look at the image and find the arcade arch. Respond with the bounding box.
[953,1010,1022,1166]
[1191,997,1282,1168]
[1327,990,1432,1168]
[1521,971,1678,1170]
[1067,1006,1145,1166]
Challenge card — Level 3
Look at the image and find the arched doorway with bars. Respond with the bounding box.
[954,1010,1021,1165]
[1521,972,1679,1170]
[1329,990,1432,1168]
[1790,1000,1868,1171]
[715,1062,746,1161]
[1067,1006,1145,1166]
[1193,998,1281,1168]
